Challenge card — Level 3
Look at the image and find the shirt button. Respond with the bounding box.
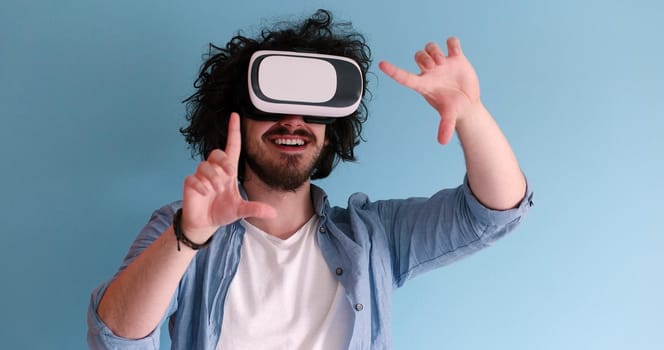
[355,303,364,311]
[319,226,327,233]
[335,267,343,276]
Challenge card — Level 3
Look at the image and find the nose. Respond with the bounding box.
[277,115,305,129]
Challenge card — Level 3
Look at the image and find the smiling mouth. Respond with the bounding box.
[264,125,315,149]
[273,138,306,146]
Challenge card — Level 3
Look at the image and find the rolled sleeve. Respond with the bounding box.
[87,282,162,349]
[461,174,534,241]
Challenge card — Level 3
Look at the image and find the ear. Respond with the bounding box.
[323,125,332,146]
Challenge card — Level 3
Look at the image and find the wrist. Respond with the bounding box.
[456,100,488,130]
[172,208,213,251]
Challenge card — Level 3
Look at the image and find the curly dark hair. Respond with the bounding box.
[180,9,371,180]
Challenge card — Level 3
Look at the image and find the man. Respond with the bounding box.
[88,9,533,349]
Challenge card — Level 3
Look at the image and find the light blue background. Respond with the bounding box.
[1,0,662,349]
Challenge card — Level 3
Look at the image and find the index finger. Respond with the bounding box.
[225,112,242,161]
[378,60,421,92]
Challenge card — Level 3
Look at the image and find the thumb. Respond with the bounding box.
[437,111,456,145]
[236,200,278,220]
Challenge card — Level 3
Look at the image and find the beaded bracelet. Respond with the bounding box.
[172,208,212,251]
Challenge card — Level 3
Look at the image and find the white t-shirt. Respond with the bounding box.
[217,216,354,350]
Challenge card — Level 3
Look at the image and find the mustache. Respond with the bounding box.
[263,125,316,142]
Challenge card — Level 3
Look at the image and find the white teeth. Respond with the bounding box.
[274,138,305,146]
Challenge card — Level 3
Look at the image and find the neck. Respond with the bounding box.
[242,169,315,240]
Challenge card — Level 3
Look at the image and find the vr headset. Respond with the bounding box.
[247,50,363,124]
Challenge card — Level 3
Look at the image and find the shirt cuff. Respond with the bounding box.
[461,174,534,227]
[87,282,160,349]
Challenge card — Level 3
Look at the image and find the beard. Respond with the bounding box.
[242,125,324,192]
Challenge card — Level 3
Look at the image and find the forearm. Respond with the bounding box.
[97,226,197,339]
[456,101,526,210]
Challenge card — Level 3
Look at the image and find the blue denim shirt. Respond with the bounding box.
[88,177,533,349]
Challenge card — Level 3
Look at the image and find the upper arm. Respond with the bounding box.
[371,176,533,287]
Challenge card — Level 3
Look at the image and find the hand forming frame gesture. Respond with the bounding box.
[379,37,480,145]
[181,112,277,244]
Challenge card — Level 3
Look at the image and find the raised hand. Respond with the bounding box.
[180,112,277,244]
[379,37,480,144]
